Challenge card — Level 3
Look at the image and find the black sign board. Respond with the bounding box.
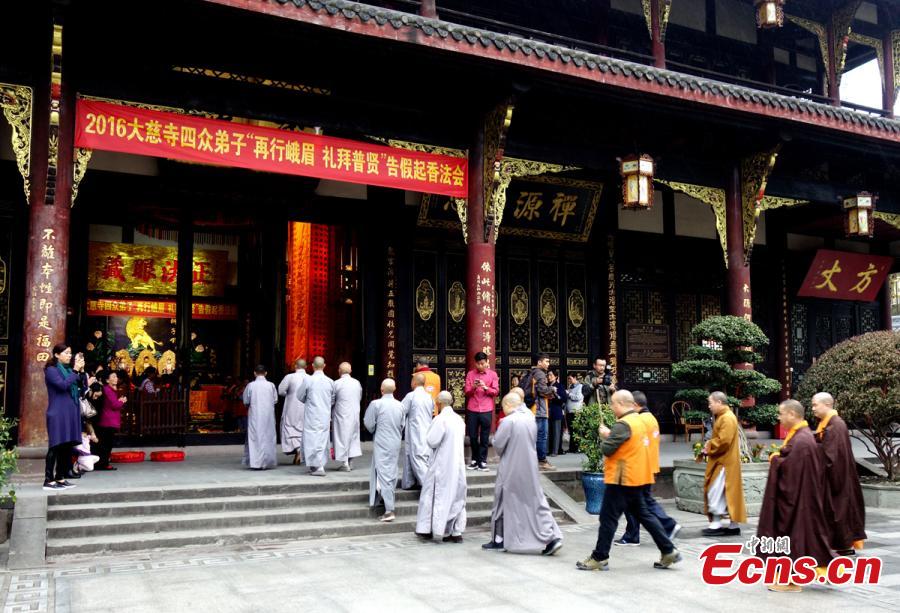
[626,324,671,364]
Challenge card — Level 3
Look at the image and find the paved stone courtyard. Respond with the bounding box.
[2,500,898,613]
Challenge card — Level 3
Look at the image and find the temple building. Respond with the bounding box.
[1,0,899,449]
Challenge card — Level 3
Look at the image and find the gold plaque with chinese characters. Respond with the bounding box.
[87,242,228,297]
[416,279,436,321]
[511,285,528,325]
[540,288,557,327]
[448,281,466,323]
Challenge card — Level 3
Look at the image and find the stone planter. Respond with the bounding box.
[861,482,900,508]
[673,458,769,516]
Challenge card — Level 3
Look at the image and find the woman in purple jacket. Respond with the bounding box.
[44,344,86,490]
[95,370,127,470]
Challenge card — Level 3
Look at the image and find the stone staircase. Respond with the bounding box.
[44,472,570,559]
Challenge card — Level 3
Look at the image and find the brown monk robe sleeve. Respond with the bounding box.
[819,415,867,549]
[706,414,735,458]
[757,428,832,566]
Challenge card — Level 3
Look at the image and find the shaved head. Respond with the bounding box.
[610,390,635,417]
[413,373,426,387]
[338,362,352,375]
[436,390,453,408]
[294,358,307,370]
[779,399,806,429]
[501,393,521,415]
[312,356,325,370]
[811,392,834,419]
[510,386,525,402]
[381,378,396,394]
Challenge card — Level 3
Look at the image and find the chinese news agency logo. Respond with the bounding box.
[699,537,882,586]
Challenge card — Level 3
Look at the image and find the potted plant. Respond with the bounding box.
[741,403,779,437]
[571,402,615,514]
[0,412,18,543]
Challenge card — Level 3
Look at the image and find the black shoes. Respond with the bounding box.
[542,538,563,556]
[443,535,463,543]
[482,540,505,551]
[416,532,433,540]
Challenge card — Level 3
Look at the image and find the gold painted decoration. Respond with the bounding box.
[741,147,780,263]
[568,289,585,328]
[159,350,177,374]
[893,31,900,100]
[0,84,33,200]
[448,281,466,323]
[849,32,884,88]
[874,211,900,230]
[416,279,436,321]
[446,368,467,410]
[657,180,728,267]
[126,317,161,352]
[787,15,830,95]
[540,288,557,327]
[641,0,672,40]
[112,349,135,375]
[832,1,862,86]
[511,285,528,325]
[607,235,618,386]
[491,159,575,242]
[87,242,228,296]
[72,146,92,206]
[134,349,158,376]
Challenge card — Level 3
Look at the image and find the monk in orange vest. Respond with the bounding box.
[576,390,681,572]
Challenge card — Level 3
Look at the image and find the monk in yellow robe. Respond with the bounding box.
[702,391,747,536]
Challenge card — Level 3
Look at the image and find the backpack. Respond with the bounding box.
[519,368,536,408]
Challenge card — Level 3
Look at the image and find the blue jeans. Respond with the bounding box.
[536,417,548,462]
[621,485,677,543]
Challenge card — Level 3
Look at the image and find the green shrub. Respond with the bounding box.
[742,404,780,429]
[797,331,900,480]
[0,413,18,503]
[571,403,615,473]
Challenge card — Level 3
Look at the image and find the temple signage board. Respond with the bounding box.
[625,324,671,363]
[87,242,228,297]
[419,175,602,242]
[797,249,893,302]
[75,100,467,198]
[86,298,238,321]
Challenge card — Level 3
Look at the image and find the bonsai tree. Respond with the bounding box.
[571,403,615,473]
[797,331,900,481]
[672,315,782,459]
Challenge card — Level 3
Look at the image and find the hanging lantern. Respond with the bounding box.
[620,154,655,210]
[754,0,785,29]
[843,192,876,238]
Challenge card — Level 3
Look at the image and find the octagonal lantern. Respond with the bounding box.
[843,192,876,238]
[620,154,655,210]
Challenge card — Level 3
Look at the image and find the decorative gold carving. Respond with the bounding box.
[0,84,33,200]
[72,146,92,206]
[607,235,618,387]
[849,32,884,88]
[832,1,862,87]
[508,355,532,366]
[446,368,466,410]
[483,102,515,224]
[568,289,585,328]
[496,174,599,242]
[874,211,900,230]
[413,353,439,364]
[159,350,177,375]
[134,349,158,376]
[172,66,331,95]
[448,281,466,323]
[641,1,673,40]
[893,31,900,100]
[415,279,435,321]
[787,15,830,95]
[511,285,528,325]
[445,354,467,365]
[382,138,465,158]
[741,147,780,263]
[540,288,557,327]
[658,180,728,267]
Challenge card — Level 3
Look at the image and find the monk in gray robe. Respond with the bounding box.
[298,356,335,476]
[364,378,406,523]
[332,362,363,471]
[277,358,307,463]
[416,391,467,542]
[241,364,277,470]
[483,393,563,555]
[401,373,434,489]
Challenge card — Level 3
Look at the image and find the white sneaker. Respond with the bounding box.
[380,512,395,522]
[310,467,326,477]
[466,461,477,471]
[339,462,351,472]
[669,524,682,540]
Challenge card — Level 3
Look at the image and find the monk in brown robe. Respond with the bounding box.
[811,392,866,555]
[758,400,832,593]
[702,392,747,536]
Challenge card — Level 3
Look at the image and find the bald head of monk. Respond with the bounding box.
[610,390,636,417]
[510,386,525,402]
[412,373,426,388]
[436,390,453,409]
[293,358,307,371]
[312,356,325,371]
[338,362,352,376]
[381,378,396,395]
[778,399,806,429]
[810,392,835,419]
[501,392,521,415]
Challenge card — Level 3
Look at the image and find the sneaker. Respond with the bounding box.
[668,524,682,540]
[58,481,77,489]
[538,461,556,471]
[653,549,682,569]
[476,462,489,472]
[481,540,505,551]
[466,461,478,471]
[613,538,639,547]
[379,512,395,523]
[42,481,64,491]
[542,538,563,556]
[576,556,609,571]
[65,471,82,480]
[310,467,326,477]
[339,463,351,472]
[443,535,463,543]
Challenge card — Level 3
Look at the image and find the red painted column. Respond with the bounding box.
[419,0,437,19]
[725,165,751,322]
[650,0,666,69]
[883,31,895,118]
[19,21,76,448]
[465,124,496,373]
[826,24,840,106]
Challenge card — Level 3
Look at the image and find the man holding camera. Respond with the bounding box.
[586,357,615,406]
[464,351,499,471]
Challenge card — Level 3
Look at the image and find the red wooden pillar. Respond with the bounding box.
[19,21,76,448]
[465,125,495,373]
[883,31,896,118]
[650,0,666,69]
[826,23,840,106]
[419,0,437,19]
[725,166,751,322]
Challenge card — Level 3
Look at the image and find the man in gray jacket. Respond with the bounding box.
[522,354,557,471]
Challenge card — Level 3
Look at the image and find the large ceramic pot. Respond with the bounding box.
[672,458,769,515]
[581,472,606,515]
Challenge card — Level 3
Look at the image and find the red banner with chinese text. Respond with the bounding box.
[86,298,238,320]
[75,100,468,197]
[797,249,893,302]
